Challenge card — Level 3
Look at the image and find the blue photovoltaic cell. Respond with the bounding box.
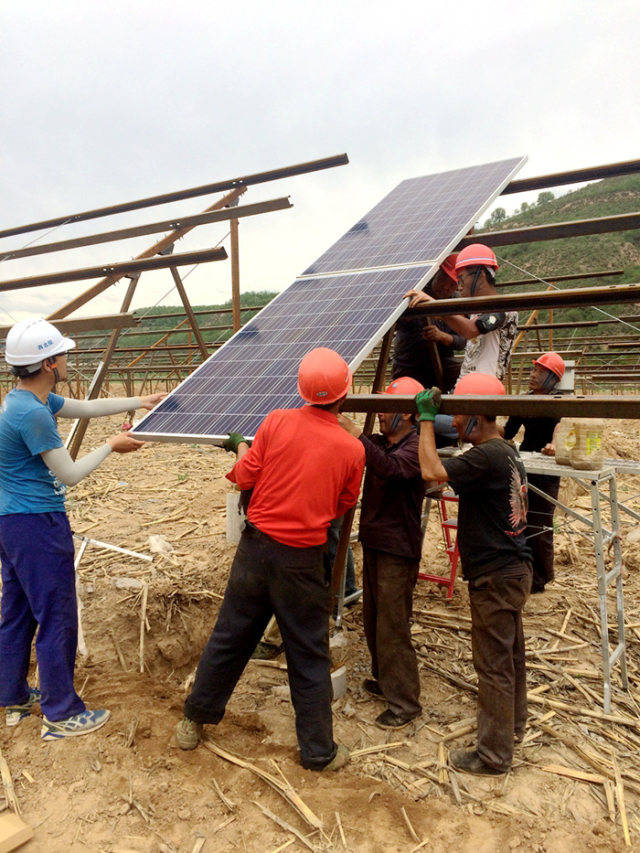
[133,156,526,443]
[303,158,525,275]
[134,265,434,440]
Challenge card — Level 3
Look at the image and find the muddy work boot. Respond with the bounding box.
[362,679,384,698]
[450,748,506,776]
[375,709,420,730]
[251,642,283,661]
[322,743,350,771]
[176,715,203,750]
[6,686,41,727]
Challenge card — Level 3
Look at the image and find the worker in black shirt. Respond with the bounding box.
[339,376,426,729]
[393,255,465,392]
[416,372,532,776]
[503,352,565,594]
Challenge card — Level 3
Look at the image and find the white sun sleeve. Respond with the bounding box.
[41,444,112,486]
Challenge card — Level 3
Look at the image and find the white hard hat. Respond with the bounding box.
[5,318,76,367]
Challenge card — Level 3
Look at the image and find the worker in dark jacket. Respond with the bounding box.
[503,352,565,593]
[339,376,426,729]
[393,255,465,392]
[416,373,532,775]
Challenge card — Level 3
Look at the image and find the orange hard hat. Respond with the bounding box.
[454,372,506,396]
[297,347,353,404]
[455,244,498,272]
[383,376,425,396]
[440,254,459,283]
[533,351,565,379]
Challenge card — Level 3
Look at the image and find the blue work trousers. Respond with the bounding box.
[0,512,85,721]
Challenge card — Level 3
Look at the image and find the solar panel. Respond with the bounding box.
[134,265,434,440]
[304,158,525,275]
[133,156,526,443]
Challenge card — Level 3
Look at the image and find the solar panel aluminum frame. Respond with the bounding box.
[133,156,527,445]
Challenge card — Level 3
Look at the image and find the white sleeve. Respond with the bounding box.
[41,444,112,486]
[57,397,142,419]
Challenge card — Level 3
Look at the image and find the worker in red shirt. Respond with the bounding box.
[176,348,365,771]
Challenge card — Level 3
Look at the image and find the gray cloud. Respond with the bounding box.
[1,0,638,321]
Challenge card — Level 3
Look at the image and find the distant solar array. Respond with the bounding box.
[133,156,526,443]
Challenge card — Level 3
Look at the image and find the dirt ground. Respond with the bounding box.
[2,412,640,852]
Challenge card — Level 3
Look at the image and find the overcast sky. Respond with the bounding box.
[1,0,638,322]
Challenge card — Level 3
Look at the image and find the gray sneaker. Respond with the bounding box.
[41,709,111,740]
[176,716,203,750]
[6,686,41,727]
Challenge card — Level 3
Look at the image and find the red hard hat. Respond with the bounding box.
[533,351,565,379]
[383,376,425,396]
[454,372,506,396]
[440,254,459,283]
[455,244,498,272]
[297,347,353,404]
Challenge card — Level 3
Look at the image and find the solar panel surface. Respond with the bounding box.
[303,158,525,275]
[134,265,434,439]
[133,155,526,443]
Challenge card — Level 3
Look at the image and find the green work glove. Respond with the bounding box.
[222,432,246,453]
[415,388,442,422]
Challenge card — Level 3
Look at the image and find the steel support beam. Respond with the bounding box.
[502,158,640,194]
[516,320,601,331]
[341,394,640,419]
[0,247,227,293]
[461,212,640,249]
[0,313,138,338]
[47,187,243,320]
[405,282,640,315]
[0,198,292,262]
[0,153,348,240]
[498,269,623,288]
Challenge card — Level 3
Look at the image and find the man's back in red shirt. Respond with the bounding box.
[227,406,365,548]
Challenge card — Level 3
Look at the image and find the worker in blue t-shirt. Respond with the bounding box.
[0,318,164,739]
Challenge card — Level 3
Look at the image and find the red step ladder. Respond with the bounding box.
[419,493,459,600]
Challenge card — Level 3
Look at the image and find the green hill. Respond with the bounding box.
[486,173,640,339]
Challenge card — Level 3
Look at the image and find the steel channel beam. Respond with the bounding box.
[0,247,227,292]
[460,212,640,249]
[404,282,640,316]
[517,320,601,330]
[0,153,348,240]
[0,198,292,261]
[341,394,640,419]
[502,158,640,194]
[498,269,623,288]
[0,313,138,338]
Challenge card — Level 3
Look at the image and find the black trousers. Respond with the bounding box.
[468,564,532,771]
[362,547,421,718]
[185,524,336,769]
[526,474,560,590]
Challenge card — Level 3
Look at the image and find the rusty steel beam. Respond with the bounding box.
[0,313,138,338]
[461,212,640,249]
[502,158,640,194]
[0,153,349,240]
[0,198,292,262]
[48,187,243,320]
[517,320,601,331]
[498,269,624,287]
[341,393,640,419]
[405,282,640,316]
[0,247,227,293]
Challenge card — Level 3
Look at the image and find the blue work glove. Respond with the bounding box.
[415,388,442,422]
[222,432,246,453]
